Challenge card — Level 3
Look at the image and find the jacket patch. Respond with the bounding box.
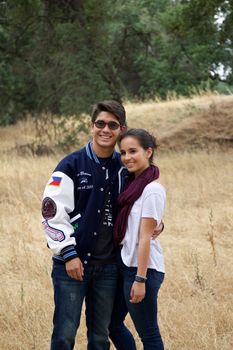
[42,197,57,219]
[49,176,62,186]
[42,220,65,242]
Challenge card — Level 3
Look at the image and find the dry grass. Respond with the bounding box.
[1,93,233,155]
[1,94,233,349]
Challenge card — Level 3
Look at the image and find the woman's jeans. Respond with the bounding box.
[109,273,137,350]
[110,253,165,350]
[51,261,118,350]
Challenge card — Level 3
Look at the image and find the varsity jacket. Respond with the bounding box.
[42,142,125,265]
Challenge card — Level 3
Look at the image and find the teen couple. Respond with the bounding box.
[42,100,166,349]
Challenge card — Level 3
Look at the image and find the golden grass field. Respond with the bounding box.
[0,94,233,349]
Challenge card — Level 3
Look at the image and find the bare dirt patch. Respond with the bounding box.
[159,99,233,151]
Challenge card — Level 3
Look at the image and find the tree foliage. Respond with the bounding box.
[0,0,232,125]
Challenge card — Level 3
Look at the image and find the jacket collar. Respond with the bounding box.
[85,142,117,164]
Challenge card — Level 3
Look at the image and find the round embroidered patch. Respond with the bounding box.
[42,197,57,219]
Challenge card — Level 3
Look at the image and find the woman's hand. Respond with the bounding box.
[130,281,146,303]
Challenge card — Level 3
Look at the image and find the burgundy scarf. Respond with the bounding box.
[114,165,159,246]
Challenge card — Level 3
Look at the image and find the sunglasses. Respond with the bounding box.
[94,120,121,130]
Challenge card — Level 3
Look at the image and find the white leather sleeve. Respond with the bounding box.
[42,171,76,255]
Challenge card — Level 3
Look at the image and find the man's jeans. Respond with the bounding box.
[110,253,164,350]
[51,261,118,350]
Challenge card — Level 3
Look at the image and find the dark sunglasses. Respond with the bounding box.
[94,120,121,130]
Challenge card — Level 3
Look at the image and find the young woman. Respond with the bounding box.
[110,128,166,350]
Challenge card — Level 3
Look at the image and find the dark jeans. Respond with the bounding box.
[110,253,164,350]
[51,261,118,350]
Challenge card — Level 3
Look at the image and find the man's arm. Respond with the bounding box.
[42,171,86,280]
[42,171,78,261]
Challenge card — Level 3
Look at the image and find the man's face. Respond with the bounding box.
[91,111,122,151]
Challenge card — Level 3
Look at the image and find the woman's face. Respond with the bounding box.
[120,136,152,177]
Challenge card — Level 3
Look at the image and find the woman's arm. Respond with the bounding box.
[130,217,157,304]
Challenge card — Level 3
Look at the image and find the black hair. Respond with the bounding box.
[91,100,126,126]
[119,128,158,163]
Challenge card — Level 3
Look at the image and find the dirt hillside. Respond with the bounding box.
[126,94,233,152]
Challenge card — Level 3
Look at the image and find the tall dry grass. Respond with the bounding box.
[1,94,233,349]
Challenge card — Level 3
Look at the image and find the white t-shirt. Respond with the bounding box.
[121,181,166,272]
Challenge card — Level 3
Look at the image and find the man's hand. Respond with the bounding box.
[152,221,164,240]
[130,281,145,303]
[65,257,84,281]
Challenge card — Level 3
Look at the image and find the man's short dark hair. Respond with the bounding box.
[91,100,126,126]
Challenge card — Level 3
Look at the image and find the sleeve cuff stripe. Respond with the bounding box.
[61,246,76,253]
[63,251,78,259]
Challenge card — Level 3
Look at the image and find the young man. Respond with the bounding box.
[42,100,129,350]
